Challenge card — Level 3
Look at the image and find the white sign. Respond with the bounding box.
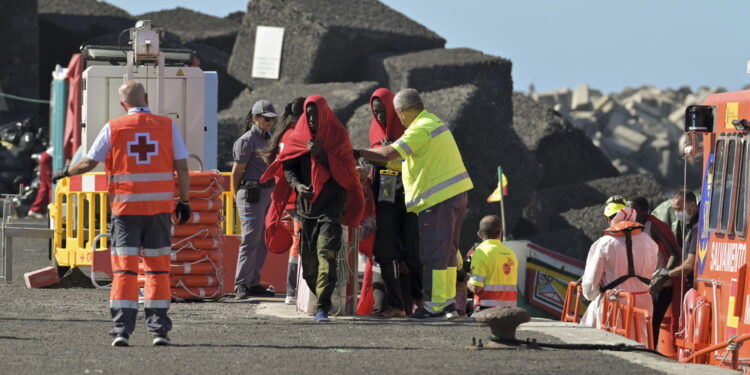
[252,26,285,80]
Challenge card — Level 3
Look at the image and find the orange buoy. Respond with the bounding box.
[138,274,221,287]
[171,224,222,238]
[171,211,222,225]
[169,260,220,275]
[188,197,223,211]
[171,286,222,300]
[171,249,222,262]
[172,236,221,250]
[186,187,223,199]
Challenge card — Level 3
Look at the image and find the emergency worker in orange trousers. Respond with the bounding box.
[53,81,191,347]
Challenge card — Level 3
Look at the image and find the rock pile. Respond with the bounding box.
[0,0,39,118]
[532,84,716,187]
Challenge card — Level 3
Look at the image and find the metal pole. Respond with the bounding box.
[500,198,507,242]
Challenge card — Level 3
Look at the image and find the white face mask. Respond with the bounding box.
[675,210,689,222]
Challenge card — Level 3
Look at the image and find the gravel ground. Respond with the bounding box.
[1,225,663,375]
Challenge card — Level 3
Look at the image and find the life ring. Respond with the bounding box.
[171,286,222,300]
[172,237,220,250]
[169,260,221,275]
[171,224,222,237]
[171,249,222,262]
[187,197,223,211]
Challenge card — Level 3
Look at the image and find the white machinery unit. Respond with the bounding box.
[80,20,217,171]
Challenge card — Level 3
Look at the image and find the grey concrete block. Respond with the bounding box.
[360,48,512,100]
[611,125,647,152]
[512,93,617,188]
[139,7,240,54]
[228,0,445,87]
[571,84,592,111]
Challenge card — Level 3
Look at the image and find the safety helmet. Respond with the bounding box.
[603,195,627,218]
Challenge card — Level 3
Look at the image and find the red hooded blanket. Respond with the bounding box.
[368,88,405,148]
[261,95,364,253]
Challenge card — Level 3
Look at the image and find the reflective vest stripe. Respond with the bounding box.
[143,247,172,257]
[112,246,140,256]
[144,299,170,309]
[483,284,516,292]
[110,300,138,309]
[430,125,449,138]
[479,289,517,301]
[469,274,485,284]
[110,172,174,183]
[405,171,470,210]
[112,192,174,203]
[479,299,517,308]
[394,138,413,155]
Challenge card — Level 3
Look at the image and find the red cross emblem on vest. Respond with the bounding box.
[127,132,159,164]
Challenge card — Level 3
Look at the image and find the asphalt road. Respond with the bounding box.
[0,225,671,374]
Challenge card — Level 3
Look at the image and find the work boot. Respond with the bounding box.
[248,285,275,297]
[407,307,447,322]
[235,284,250,300]
[152,335,171,346]
[111,334,129,347]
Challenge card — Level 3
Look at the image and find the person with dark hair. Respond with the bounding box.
[667,190,699,287]
[231,99,277,299]
[366,88,422,318]
[261,95,364,322]
[466,215,518,312]
[260,97,306,305]
[627,196,681,343]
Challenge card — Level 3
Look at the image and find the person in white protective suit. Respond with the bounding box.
[580,204,659,330]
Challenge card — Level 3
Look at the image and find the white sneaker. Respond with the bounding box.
[153,336,171,346]
[112,335,129,347]
[284,295,296,305]
[445,310,459,320]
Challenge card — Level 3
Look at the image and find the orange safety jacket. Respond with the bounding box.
[106,112,175,216]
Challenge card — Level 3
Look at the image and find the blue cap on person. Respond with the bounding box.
[252,100,278,118]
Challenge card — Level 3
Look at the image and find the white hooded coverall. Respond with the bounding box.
[581,208,659,331]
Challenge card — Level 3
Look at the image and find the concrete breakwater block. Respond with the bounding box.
[24,266,60,289]
[228,0,445,87]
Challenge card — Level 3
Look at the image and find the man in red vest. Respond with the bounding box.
[53,80,191,347]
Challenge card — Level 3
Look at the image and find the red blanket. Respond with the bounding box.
[261,95,364,253]
[367,88,404,147]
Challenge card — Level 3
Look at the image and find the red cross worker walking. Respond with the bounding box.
[53,80,191,347]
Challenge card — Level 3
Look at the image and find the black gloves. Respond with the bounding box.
[52,166,69,184]
[353,149,361,159]
[175,200,191,224]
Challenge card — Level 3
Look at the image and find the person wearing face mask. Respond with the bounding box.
[580,205,658,332]
[260,95,364,322]
[231,99,278,300]
[666,190,699,288]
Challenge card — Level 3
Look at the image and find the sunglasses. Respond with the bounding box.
[259,115,274,122]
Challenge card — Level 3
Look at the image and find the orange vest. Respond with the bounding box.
[106,112,175,216]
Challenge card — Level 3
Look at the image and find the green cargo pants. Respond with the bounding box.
[300,216,342,313]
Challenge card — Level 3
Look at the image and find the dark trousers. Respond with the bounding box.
[418,192,467,313]
[300,216,342,313]
[652,285,673,343]
[373,199,421,312]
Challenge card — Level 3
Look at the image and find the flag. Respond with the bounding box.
[486,167,508,203]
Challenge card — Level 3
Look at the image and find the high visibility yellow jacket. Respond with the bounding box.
[468,239,518,308]
[392,110,473,214]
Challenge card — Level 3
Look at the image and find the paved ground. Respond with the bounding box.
[0,222,737,374]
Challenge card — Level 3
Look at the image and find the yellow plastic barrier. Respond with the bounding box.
[51,171,242,269]
[51,173,109,268]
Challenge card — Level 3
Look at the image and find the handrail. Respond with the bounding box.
[681,332,750,370]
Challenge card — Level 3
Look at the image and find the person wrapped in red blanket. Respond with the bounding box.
[261,95,364,322]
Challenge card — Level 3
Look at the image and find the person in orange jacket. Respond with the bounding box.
[53,80,191,347]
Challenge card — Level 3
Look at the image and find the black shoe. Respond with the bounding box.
[407,307,447,322]
[111,334,130,347]
[235,285,250,300]
[248,285,275,297]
